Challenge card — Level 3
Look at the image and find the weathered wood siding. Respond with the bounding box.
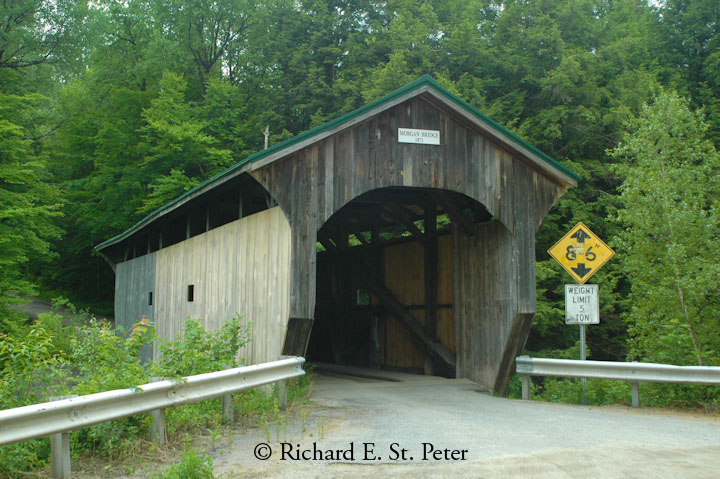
[437,235,454,352]
[153,206,291,364]
[115,253,156,362]
[253,95,560,322]
[453,221,514,391]
[452,153,539,392]
[114,207,291,365]
[253,94,562,391]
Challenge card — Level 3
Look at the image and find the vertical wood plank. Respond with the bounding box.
[149,207,290,365]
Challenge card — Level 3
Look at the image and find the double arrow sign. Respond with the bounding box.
[548,222,615,284]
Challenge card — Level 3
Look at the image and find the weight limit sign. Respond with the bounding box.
[565,284,599,325]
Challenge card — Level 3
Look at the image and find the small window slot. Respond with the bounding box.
[357,289,370,307]
[187,285,194,302]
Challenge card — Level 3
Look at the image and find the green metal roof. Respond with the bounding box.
[96,75,579,252]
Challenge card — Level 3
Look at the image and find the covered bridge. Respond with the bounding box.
[96,76,578,393]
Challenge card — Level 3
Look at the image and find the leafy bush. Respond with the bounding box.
[151,314,250,377]
[633,383,720,410]
[509,372,719,410]
[0,324,67,478]
[152,448,215,479]
[0,309,306,477]
[149,314,251,438]
[65,317,153,457]
[0,326,67,407]
[71,318,152,395]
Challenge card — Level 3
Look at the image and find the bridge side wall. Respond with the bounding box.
[115,253,156,362]
[114,207,291,365]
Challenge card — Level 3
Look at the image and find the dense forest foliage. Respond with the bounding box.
[1,0,719,372]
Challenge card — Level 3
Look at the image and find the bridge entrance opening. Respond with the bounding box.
[306,187,492,377]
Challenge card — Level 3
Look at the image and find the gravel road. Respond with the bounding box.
[212,366,720,478]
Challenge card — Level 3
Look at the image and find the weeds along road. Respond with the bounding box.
[213,366,720,479]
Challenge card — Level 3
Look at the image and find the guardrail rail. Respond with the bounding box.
[0,356,305,478]
[515,356,720,406]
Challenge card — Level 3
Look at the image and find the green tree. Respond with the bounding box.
[611,90,720,366]
[0,91,62,327]
[0,0,84,331]
[660,0,720,143]
[139,72,232,178]
[0,0,87,70]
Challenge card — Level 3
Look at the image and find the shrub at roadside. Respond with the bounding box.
[0,309,256,477]
[152,448,215,479]
[0,325,66,477]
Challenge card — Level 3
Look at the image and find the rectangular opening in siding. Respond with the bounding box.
[148,292,153,306]
[187,284,194,302]
[357,288,370,307]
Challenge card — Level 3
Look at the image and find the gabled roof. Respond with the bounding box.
[97,75,579,252]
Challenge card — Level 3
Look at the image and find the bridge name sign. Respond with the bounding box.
[398,128,440,145]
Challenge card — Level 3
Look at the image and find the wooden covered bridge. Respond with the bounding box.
[97,76,578,393]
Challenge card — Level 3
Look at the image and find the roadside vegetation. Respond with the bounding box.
[0,305,314,478]
[508,89,720,410]
[1,1,719,470]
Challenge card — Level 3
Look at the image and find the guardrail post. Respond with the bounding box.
[222,394,234,424]
[276,380,288,411]
[222,365,235,424]
[631,381,639,407]
[521,375,531,400]
[276,355,292,410]
[50,395,76,479]
[0,358,306,450]
[631,361,640,407]
[149,377,166,445]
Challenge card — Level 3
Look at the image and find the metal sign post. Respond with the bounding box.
[580,324,587,404]
[550,223,614,406]
[565,284,599,405]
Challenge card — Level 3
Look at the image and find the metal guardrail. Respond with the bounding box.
[0,357,305,478]
[0,357,304,446]
[515,356,720,407]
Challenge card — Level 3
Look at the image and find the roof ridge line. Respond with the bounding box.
[96,75,578,252]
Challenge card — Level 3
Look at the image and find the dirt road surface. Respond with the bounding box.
[211,367,720,478]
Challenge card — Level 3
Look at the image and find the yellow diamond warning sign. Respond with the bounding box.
[548,222,614,284]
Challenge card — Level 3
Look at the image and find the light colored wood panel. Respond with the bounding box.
[153,207,290,365]
[383,241,424,370]
[236,215,252,362]
[383,311,425,369]
[384,242,425,305]
[376,237,455,369]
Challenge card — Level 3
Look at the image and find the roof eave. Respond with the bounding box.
[96,75,579,253]
[422,89,579,188]
[95,161,252,252]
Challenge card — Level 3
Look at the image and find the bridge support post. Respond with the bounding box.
[149,377,166,445]
[521,376,531,400]
[50,395,76,479]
